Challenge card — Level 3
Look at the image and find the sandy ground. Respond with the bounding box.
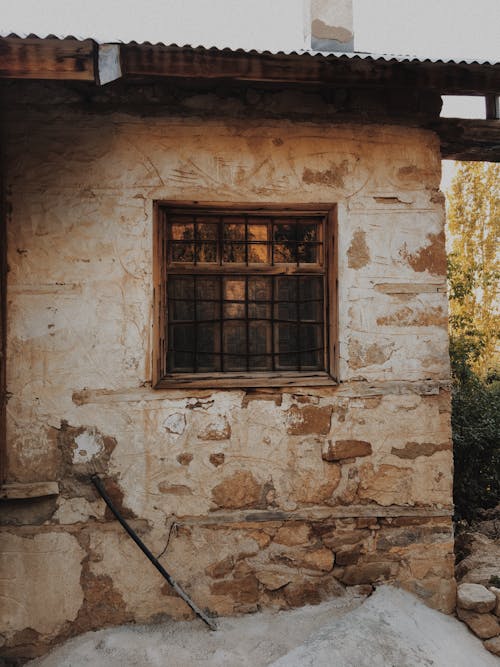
[29,587,499,667]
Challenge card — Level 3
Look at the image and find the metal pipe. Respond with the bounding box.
[91,473,217,631]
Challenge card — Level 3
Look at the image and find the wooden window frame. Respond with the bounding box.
[152,202,338,388]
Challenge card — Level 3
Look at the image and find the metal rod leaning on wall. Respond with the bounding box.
[90,473,218,631]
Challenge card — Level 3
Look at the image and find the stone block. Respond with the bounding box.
[322,439,372,461]
[457,609,500,639]
[484,636,500,656]
[457,583,496,613]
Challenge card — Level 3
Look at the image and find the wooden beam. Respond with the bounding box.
[0,161,6,484]
[121,44,500,95]
[485,94,499,120]
[0,37,96,81]
[430,118,500,161]
[0,481,59,500]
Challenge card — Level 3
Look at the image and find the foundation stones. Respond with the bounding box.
[457,583,496,613]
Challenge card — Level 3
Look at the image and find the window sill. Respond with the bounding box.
[154,371,337,389]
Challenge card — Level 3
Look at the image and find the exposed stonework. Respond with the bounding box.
[285,405,333,435]
[2,80,453,660]
[457,609,500,639]
[212,471,263,509]
[347,229,370,269]
[457,583,496,613]
[322,440,372,461]
[401,231,447,276]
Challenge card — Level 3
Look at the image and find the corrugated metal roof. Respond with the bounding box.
[2,32,498,67]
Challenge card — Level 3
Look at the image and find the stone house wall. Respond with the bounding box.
[0,81,454,660]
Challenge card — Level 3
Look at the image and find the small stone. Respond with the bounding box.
[285,405,333,435]
[255,571,291,591]
[457,583,496,613]
[489,587,500,617]
[457,609,500,639]
[210,574,259,604]
[211,471,262,509]
[484,636,500,656]
[205,556,234,579]
[284,581,321,607]
[209,452,225,467]
[341,562,393,586]
[274,523,311,546]
[176,453,193,466]
[300,548,335,572]
[322,439,372,461]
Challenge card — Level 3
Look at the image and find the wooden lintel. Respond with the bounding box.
[431,118,500,162]
[0,38,96,81]
[177,505,453,525]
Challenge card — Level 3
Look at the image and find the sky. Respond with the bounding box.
[1,0,498,189]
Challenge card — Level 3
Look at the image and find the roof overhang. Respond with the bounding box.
[0,36,499,161]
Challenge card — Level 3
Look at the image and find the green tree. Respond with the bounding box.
[447,161,499,374]
[446,161,500,519]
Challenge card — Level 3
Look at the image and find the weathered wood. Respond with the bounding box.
[154,371,337,389]
[0,481,59,499]
[121,43,500,95]
[0,37,95,81]
[485,94,499,120]
[72,379,450,405]
[432,118,500,162]
[0,164,6,483]
[178,504,453,525]
[374,282,447,294]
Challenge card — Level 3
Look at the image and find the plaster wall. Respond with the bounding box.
[1,87,454,659]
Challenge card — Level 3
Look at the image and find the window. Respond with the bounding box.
[153,203,337,388]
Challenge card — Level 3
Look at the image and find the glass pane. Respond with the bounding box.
[248,277,271,301]
[248,224,268,241]
[249,321,272,370]
[276,323,299,369]
[299,299,322,322]
[248,244,268,263]
[223,322,246,371]
[171,243,194,262]
[224,223,245,240]
[223,243,246,263]
[197,300,220,321]
[170,300,194,321]
[196,223,218,240]
[196,276,220,300]
[197,323,218,353]
[274,223,295,242]
[168,276,194,300]
[196,242,217,263]
[299,276,322,301]
[300,324,323,368]
[276,301,297,322]
[224,302,245,319]
[249,302,271,319]
[168,324,195,371]
[224,278,245,301]
[276,276,297,302]
[297,223,318,242]
[274,243,296,263]
[298,244,319,263]
[197,354,221,372]
[170,223,194,240]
